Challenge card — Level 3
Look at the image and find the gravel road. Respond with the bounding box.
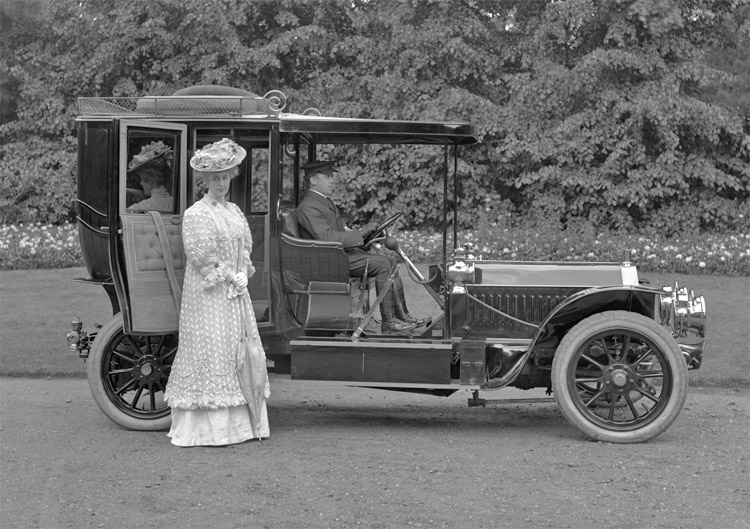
[1,377,748,529]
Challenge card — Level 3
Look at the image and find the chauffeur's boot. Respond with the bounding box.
[393,281,431,327]
[379,286,417,334]
[381,312,417,334]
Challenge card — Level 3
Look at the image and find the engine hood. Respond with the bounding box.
[472,261,637,287]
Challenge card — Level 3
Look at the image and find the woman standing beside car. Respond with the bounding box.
[164,138,270,447]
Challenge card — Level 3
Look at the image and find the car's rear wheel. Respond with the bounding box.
[87,315,177,431]
[551,311,687,443]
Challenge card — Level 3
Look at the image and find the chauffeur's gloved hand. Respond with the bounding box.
[362,222,380,237]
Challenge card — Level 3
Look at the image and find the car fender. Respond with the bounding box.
[485,285,661,389]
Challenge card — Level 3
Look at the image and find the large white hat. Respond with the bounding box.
[190,138,247,172]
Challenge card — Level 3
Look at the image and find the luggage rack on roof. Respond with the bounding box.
[77,90,287,118]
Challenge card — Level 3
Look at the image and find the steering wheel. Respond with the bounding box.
[363,212,403,246]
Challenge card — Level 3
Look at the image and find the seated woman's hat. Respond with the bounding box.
[128,141,173,173]
[190,138,247,172]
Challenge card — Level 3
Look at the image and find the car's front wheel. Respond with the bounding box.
[87,315,177,431]
[551,311,687,443]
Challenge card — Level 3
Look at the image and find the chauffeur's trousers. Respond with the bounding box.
[346,250,401,321]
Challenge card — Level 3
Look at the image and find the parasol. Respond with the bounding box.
[236,294,270,439]
[233,235,269,440]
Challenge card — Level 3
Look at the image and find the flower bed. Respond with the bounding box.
[0,223,83,270]
[1,222,748,275]
[397,228,749,276]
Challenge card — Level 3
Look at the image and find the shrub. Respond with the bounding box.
[0,138,77,225]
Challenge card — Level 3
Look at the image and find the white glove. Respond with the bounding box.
[232,272,248,290]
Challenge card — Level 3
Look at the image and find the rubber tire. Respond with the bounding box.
[551,311,688,443]
[87,315,173,431]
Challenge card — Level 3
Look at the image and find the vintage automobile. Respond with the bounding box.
[67,85,706,443]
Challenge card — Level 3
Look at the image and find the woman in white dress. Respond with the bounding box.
[164,138,270,447]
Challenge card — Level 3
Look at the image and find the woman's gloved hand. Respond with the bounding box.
[232,272,248,290]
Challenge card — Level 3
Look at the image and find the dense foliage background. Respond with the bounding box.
[1,0,749,237]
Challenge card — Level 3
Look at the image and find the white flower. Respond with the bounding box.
[685,256,693,263]
[699,261,706,268]
[675,254,683,260]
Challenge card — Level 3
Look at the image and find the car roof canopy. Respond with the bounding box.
[77,94,478,146]
[279,115,477,146]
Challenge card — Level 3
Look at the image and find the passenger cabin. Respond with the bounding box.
[75,86,478,372]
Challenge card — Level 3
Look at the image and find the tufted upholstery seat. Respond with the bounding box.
[131,222,185,272]
[121,213,185,333]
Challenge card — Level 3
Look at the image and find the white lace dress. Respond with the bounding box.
[164,196,270,446]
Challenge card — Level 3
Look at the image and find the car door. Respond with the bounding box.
[114,121,188,334]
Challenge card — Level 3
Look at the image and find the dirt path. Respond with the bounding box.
[1,377,748,529]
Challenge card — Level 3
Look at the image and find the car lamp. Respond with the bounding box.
[660,282,707,338]
[65,316,90,358]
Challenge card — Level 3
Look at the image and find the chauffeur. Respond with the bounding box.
[296,161,429,334]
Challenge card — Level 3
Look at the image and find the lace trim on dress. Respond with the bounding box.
[165,394,247,411]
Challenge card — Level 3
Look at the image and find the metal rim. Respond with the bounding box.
[565,327,673,431]
[100,329,177,420]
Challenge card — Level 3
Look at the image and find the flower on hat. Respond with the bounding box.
[128,141,173,172]
[190,138,247,172]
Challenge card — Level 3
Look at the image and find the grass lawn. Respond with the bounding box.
[0,267,747,387]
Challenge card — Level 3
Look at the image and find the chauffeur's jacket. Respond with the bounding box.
[296,190,365,250]
[296,189,398,304]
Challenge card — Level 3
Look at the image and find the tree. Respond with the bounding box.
[1,0,747,234]
[295,0,522,228]
[0,0,350,222]
[496,0,750,233]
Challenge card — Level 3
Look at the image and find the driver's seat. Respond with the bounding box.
[280,207,302,239]
[278,206,375,332]
[278,206,349,283]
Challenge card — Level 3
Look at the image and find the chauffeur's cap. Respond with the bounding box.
[302,160,336,178]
